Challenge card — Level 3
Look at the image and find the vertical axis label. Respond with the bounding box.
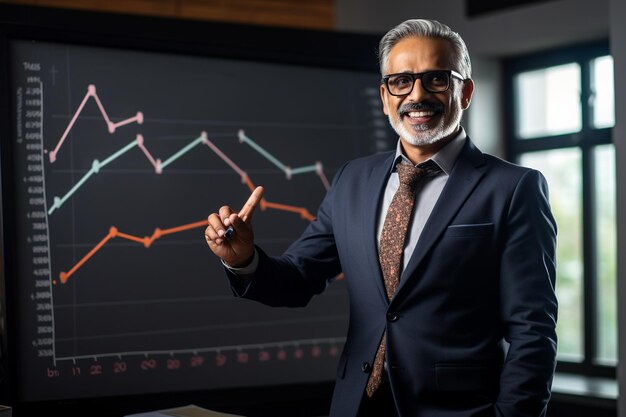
[21,64,56,364]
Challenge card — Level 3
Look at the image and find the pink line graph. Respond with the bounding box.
[47,84,143,163]
[316,162,331,190]
[200,132,249,185]
[136,134,162,173]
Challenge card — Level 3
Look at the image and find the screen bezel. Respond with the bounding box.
[0,4,381,416]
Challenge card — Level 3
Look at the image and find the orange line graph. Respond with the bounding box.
[57,172,315,284]
[57,162,314,284]
[241,170,315,221]
[261,201,315,221]
[58,220,208,284]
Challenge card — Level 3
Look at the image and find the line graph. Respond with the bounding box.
[48,139,139,214]
[52,129,321,282]
[11,38,386,400]
[43,82,361,303]
[47,131,320,219]
[57,219,208,284]
[46,83,331,221]
[48,132,328,214]
[47,84,143,163]
[238,129,330,189]
[47,84,338,283]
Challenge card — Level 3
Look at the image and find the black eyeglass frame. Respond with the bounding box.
[381,69,466,96]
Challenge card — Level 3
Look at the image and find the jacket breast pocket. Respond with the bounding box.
[446,223,494,238]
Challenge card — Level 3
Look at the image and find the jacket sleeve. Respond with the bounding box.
[496,169,558,417]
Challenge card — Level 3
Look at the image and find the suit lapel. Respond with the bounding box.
[363,152,395,304]
[395,139,487,297]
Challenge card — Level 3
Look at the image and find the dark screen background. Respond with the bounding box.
[8,39,393,401]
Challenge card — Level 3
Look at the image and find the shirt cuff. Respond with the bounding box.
[221,249,259,275]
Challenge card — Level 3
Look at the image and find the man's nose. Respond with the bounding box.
[406,78,430,102]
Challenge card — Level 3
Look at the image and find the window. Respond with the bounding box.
[504,42,616,377]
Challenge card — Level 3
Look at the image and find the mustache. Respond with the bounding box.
[398,102,443,117]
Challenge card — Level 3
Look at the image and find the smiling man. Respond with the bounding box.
[205,19,558,417]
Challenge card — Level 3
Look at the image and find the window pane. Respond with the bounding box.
[520,149,583,360]
[595,145,617,363]
[591,55,615,129]
[515,63,581,139]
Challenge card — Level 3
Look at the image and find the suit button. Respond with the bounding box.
[387,312,399,322]
[362,362,371,373]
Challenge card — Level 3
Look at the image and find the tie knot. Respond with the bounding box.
[395,160,439,187]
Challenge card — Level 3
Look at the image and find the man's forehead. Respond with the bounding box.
[386,37,453,69]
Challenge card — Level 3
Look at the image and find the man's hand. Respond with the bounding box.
[205,186,264,267]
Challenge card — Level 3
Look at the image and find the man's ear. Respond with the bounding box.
[380,83,390,116]
[461,78,475,110]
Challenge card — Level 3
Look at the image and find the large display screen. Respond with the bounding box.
[1,10,392,409]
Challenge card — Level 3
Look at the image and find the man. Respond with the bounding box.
[205,19,557,417]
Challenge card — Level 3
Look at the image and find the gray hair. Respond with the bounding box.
[378,19,472,79]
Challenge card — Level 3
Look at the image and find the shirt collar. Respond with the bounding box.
[391,127,467,175]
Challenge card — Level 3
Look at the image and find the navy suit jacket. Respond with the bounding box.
[230,138,558,417]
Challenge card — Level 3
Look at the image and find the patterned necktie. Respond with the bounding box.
[365,160,438,397]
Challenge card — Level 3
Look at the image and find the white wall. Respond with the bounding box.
[465,56,501,156]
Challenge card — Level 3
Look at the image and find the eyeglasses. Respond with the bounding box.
[382,70,466,96]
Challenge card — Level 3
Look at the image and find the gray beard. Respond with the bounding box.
[388,114,446,146]
[388,102,464,147]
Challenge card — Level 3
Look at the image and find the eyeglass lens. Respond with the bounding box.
[387,71,450,95]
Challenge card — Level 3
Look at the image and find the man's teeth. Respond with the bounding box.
[407,110,435,118]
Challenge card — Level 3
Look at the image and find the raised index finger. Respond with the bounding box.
[239,186,264,222]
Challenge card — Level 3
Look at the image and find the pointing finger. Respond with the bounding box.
[239,186,264,222]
